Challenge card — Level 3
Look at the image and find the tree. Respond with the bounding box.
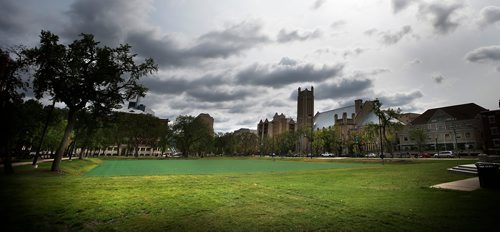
[372,100,402,156]
[121,113,165,157]
[275,131,297,156]
[312,127,339,155]
[25,31,157,172]
[409,127,427,154]
[0,48,29,174]
[172,115,212,157]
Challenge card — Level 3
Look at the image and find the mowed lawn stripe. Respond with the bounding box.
[85,159,367,176]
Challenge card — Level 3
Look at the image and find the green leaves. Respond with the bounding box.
[26,31,157,115]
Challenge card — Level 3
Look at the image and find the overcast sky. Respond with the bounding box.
[1,0,499,132]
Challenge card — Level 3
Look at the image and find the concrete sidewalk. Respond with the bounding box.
[0,157,71,168]
[431,177,480,191]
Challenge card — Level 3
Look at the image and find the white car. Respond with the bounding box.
[433,151,454,158]
[321,153,334,157]
[365,153,377,158]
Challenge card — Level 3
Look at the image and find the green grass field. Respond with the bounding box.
[85,159,370,176]
[1,158,499,231]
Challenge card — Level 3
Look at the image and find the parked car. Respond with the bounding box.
[321,153,335,157]
[365,153,377,158]
[418,153,432,158]
[433,151,454,158]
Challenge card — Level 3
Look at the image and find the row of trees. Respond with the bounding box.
[1,31,158,173]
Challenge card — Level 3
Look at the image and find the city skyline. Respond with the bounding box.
[1,0,499,132]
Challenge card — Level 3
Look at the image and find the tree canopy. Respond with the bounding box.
[25,31,157,171]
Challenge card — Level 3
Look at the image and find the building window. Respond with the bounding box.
[404,137,408,141]
[445,133,450,138]
[491,127,499,136]
[494,139,500,147]
[489,116,496,124]
[465,132,471,139]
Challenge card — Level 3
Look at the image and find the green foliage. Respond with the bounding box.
[409,127,428,153]
[372,100,403,154]
[313,127,339,155]
[0,48,30,173]
[25,31,157,112]
[172,115,213,157]
[24,31,157,171]
[274,131,297,155]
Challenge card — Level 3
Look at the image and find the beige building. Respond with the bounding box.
[257,113,295,140]
[399,103,487,153]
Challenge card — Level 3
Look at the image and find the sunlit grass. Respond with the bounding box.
[1,158,499,231]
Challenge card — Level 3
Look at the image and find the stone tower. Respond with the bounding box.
[297,87,314,154]
[297,87,314,131]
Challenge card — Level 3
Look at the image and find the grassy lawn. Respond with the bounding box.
[1,158,499,231]
[85,159,370,176]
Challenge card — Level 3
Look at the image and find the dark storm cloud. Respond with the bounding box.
[277,29,322,43]
[418,2,464,34]
[192,21,271,58]
[465,45,500,63]
[128,22,270,67]
[0,1,38,45]
[227,101,258,114]
[478,6,500,27]
[64,0,269,66]
[63,0,152,45]
[236,63,344,88]
[126,32,188,67]
[0,1,26,35]
[185,88,255,102]
[169,99,225,111]
[378,91,423,107]
[141,75,226,95]
[315,79,373,100]
[391,0,417,14]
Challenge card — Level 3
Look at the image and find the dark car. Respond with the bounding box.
[418,153,431,158]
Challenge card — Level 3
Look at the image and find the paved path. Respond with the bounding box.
[0,157,71,168]
[431,177,480,191]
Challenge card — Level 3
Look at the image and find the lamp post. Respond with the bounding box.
[379,117,384,158]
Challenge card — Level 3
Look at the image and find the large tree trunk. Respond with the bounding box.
[32,99,56,166]
[51,109,77,172]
